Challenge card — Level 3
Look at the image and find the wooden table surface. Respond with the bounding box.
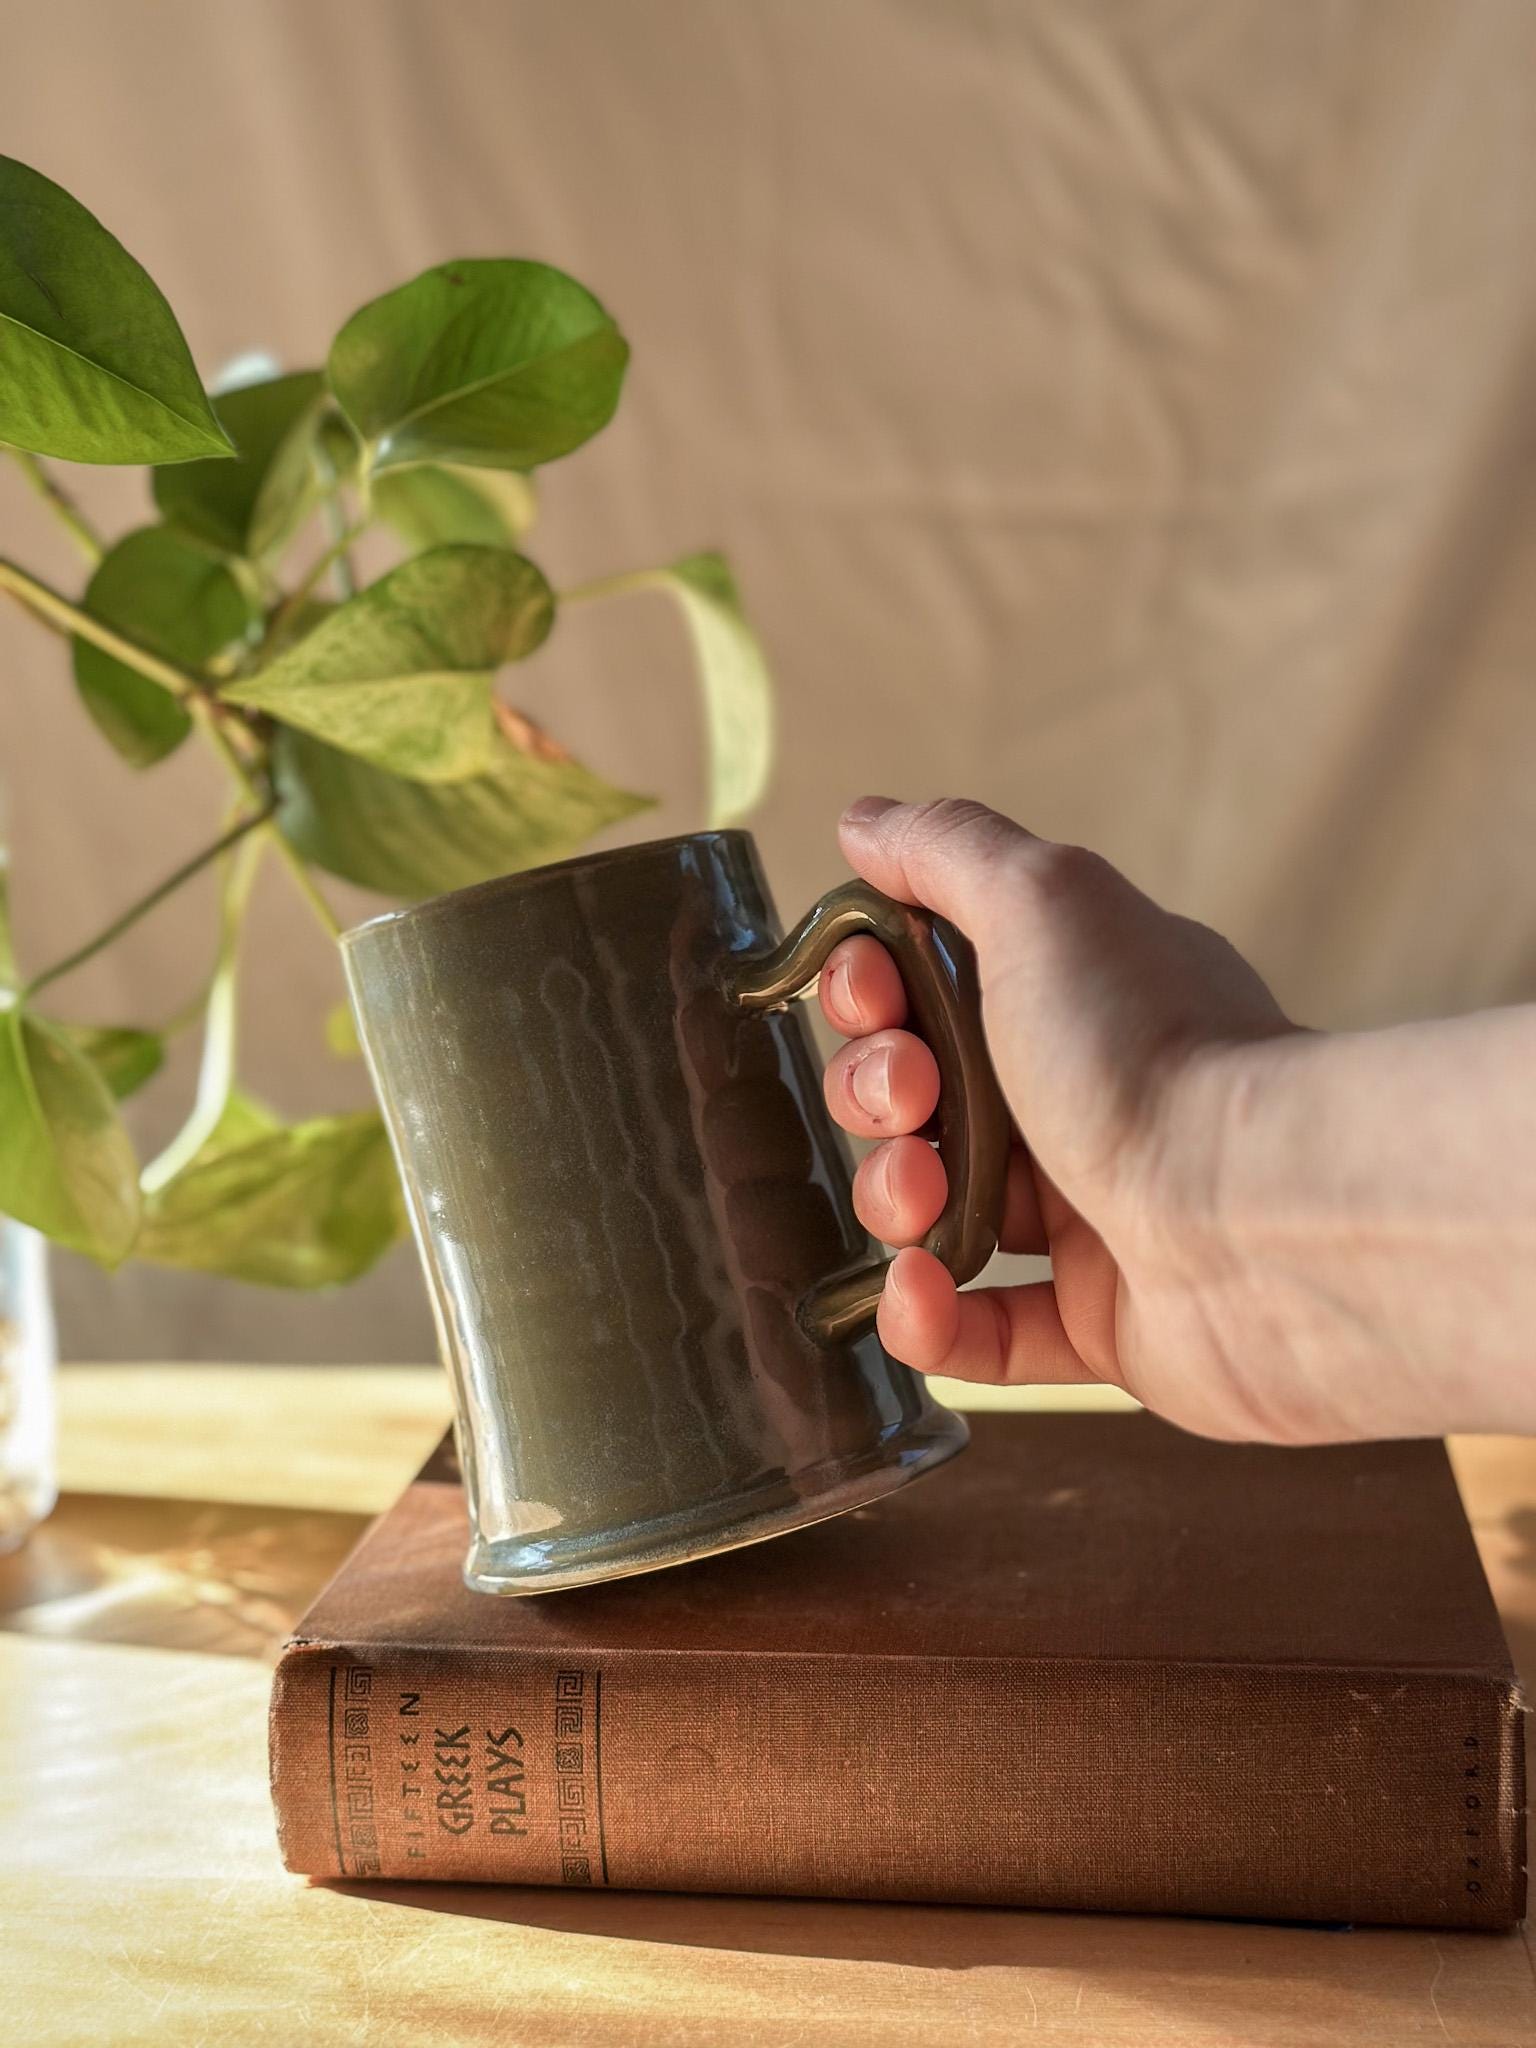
[4,1366,1534,2048]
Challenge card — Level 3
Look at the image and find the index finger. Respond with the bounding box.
[817,934,909,1039]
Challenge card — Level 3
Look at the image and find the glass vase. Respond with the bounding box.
[0,1218,58,1552]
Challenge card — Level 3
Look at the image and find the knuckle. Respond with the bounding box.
[1017,837,1106,906]
[897,797,1005,862]
[891,799,1030,926]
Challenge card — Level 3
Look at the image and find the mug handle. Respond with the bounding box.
[723,880,1011,1345]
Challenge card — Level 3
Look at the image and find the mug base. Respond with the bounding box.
[462,1405,969,1596]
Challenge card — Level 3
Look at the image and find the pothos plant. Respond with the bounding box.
[0,155,773,1288]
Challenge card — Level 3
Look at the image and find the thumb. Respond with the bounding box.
[839,796,1035,938]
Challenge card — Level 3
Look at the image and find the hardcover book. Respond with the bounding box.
[269,1412,1525,1927]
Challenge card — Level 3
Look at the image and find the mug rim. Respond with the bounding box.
[340,828,756,948]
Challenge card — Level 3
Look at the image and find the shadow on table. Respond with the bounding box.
[1497,1508,1536,1627]
[327,1877,1534,2046]
[1477,1503,1536,1817]
[0,1490,364,1657]
[333,1874,1355,1964]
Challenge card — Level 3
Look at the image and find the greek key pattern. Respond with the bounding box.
[333,1664,382,1877]
[553,1669,607,1885]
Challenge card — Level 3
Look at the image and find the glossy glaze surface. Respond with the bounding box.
[343,831,969,1593]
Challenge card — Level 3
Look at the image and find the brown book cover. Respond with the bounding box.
[269,1412,1526,1927]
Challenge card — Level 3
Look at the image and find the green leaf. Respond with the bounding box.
[328,259,627,473]
[664,553,775,823]
[274,720,652,899]
[147,1084,279,1187]
[590,552,774,825]
[0,1006,140,1261]
[192,1085,281,1160]
[136,1098,405,1288]
[72,526,254,766]
[58,1023,164,1101]
[152,370,326,559]
[0,155,233,466]
[223,544,554,782]
[324,1000,360,1058]
[75,658,189,771]
[373,464,537,551]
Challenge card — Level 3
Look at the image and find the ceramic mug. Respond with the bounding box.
[343,829,1009,1594]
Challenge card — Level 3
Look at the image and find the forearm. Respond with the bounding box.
[1172,1007,1536,1440]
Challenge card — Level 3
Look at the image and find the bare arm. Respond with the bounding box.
[819,797,1536,1444]
[1166,1008,1536,1438]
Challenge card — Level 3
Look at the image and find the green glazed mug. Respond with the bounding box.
[342,830,1009,1594]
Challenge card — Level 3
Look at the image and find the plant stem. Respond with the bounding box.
[0,558,203,701]
[0,557,342,945]
[140,830,263,1194]
[318,493,359,601]
[161,980,218,1039]
[9,452,103,565]
[190,704,341,939]
[269,817,342,940]
[21,799,277,1001]
[271,521,366,637]
[561,569,664,606]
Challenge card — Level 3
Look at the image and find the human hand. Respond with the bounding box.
[819,797,1304,1442]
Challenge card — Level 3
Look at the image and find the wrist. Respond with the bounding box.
[1119,1028,1374,1443]
[1125,1030,1296,1284]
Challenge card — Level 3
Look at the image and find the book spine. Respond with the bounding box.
[269,1640,1525,1927]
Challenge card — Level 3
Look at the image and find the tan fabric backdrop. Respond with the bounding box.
[1,0,1532,1362]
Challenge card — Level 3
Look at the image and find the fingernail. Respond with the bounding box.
[828,956,865,1031]
[864,1140,895,1214]
[851,1045,893,1122]
[842,795,899,830]
[883,1247,910,1307]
